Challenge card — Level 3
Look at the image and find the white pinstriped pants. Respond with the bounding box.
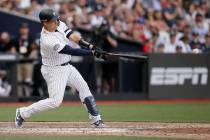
[19,64,92,119]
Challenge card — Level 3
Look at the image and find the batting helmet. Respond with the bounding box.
[39,9,59,22]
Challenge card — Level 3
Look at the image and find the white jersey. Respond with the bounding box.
[40,21,73,66]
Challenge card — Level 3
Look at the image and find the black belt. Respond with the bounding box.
[60,61,71,66]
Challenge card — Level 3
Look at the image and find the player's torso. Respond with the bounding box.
[40,23,72,66]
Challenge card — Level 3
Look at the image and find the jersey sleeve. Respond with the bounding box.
[58,21,73,39]
[43,36,66,52]
[58,21,68,31]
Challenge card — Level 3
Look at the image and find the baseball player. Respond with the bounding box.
[15,9,106,128]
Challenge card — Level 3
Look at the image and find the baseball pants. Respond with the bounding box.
[19,64,93,119]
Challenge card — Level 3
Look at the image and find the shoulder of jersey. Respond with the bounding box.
[58,21,68,31]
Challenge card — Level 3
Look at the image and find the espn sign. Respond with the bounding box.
[149,54,210,99]
[150,67,208,85]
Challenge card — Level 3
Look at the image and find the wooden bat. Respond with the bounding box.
[103,52,148,61]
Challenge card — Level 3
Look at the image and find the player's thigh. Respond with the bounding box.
[41,65,70,99]
[67,65,89,91]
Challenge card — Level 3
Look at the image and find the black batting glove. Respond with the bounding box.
[93,47,107,60]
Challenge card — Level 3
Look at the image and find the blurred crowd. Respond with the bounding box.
[0,22,39,97]
[0,0,210,96]
[0,0,210,54]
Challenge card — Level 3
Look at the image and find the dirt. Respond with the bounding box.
[0,122,210,140]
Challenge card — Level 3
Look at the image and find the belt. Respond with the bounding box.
[60,61,71,66]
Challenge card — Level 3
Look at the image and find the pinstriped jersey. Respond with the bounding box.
[40,21,73,66]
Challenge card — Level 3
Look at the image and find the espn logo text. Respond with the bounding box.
[150,67,208,85]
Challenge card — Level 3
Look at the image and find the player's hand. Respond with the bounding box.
[89,44,95,50]
[92,47,107,60]
[89,44,97,50]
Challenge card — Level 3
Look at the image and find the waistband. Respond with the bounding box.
[60,61,71,66]
[42,61,71,67]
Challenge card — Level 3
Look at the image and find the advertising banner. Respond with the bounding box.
[149,54,210,99]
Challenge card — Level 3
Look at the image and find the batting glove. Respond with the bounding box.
[93,47,107,60]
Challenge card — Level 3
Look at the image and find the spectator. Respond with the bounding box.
[42,0,60,12]
[189,0,200,17]
[165,31,177,53]
[0,32,15,53]
[149,25,159,52]
[153,10,169,32]
[0,1,14,10]
[110,19,129,39]
[175,45,183,53]
[191,41,202,53]
[143,39,153,53]
[101,31,118,95]
[90,4,106,27]
[12,23,35,97]
[165,31,185,53]
[180,35,192,53]
[190,0,208,19]
[0,70,11,97]
[189,31,203,50]
[92,20,118,95]
[28,0,43,19]
[202,33,210,52]
[192,12,209,39]
[75,0,90,22]
[0,31,14,95]
[141,0,162,11]
[163,1,183,27]
[155,43,165,53]
[133,18,151,42]
[16,0,31,10]
[146,9,155,27]
[12,23,34,57]
[182,24,192,39]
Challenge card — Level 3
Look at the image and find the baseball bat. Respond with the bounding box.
[93,46,148,61]
[103,52,148,61]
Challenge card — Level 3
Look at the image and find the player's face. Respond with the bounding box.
[44,19,59,32]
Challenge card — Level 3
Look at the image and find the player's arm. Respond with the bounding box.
[47,35,92,56]
[59,21,93,49]
[70,32,94,49]
[61,23,106,59]
[64,28,95,50]
[58,44,93,56]
[67,33,107,59]
[47,35,105,59]
[58,44,106,60]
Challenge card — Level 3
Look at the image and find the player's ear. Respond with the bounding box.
[42,21,47,26]
[41,22,44,26]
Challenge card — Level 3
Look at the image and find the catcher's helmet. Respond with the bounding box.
[39,9,59,22]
